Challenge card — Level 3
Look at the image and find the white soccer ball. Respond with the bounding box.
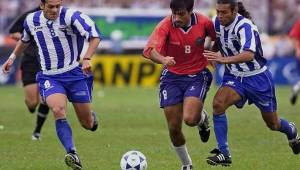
[120,150,147,170]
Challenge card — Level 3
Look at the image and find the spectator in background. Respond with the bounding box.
[289,18,300,105]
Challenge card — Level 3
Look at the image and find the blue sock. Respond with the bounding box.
[213,113,230,156]
[279,119,297,140]
[55,119,76,153]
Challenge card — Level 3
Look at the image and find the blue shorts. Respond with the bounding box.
[221,70,277,112]
[37,66,93,103]
[159,68,212,108]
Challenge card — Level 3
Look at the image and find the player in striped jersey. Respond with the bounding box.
[143,0,216,169]
[2,0,101,169]
[204,0,300,166]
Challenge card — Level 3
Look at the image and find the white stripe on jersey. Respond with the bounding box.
[22,6,101,75]
[213,14,266,75]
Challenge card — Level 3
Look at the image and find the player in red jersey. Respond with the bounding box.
[143,0,216,169]
[289,18,300,105]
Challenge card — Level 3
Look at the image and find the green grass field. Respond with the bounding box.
[0,85,299,170]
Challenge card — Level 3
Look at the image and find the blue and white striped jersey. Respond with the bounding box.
[213,14,266,76]
[22,7,101,75]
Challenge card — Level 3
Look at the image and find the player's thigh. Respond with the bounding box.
[72,103,92,123]
[23,83,39,103]
[183,97,203,120]
[163,103,183,130]
[46,93,68,119]
[213,86,241,112]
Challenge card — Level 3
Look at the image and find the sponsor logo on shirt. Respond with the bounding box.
[34,26,43,31]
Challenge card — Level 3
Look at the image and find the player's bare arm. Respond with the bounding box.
[149,48,176,66]
[2,40,29,73]
[82,37,101,74]
[10,32,22,41]
[204,50,254,64]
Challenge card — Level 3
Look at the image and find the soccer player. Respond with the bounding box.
[204,0,300,166]
[9,6,50,141]
[289,18,300,105]
[2,0,101,169]
[143,0,216,169]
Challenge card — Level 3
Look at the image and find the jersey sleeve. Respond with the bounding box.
[237,23,256,53]
[143,17,170,58]
[289,19,300,40]
[70,11,102,41]
[21,16,32,43]
[205,18,216,41]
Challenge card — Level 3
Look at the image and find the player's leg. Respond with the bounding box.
[38,74,81,169]
[23,84,39,113]
[206,86,241,166]
[164,103,193,169]
[72,103,98,131]
[160,71,192,169]
[290,59,300,105]
[261,111,300,154]
[47,93,82,169]
[183,69,212,143]
[68,74,98,131]
[32,94,50,140]
[183,97,210,142]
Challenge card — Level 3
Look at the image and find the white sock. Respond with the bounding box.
[292,81,300,94]
[197,110,206,130]
[173,144,192,166]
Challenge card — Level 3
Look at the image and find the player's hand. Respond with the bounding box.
[82,59,92,75]
[203,50,227,64]
[2,58,14,74]
[162,56,176,66]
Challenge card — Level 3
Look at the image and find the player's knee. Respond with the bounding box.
[213,99,226,113]
[51,106,66,118]
[183,116,198,127]
[25,98,39,110]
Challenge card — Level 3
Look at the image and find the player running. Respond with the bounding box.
[204,0,300,166]
[2,0,101,169]
[143,0,216,169]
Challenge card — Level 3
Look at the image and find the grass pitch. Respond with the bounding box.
[0,85,299,170]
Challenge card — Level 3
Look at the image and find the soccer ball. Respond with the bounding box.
[120,150,147,170]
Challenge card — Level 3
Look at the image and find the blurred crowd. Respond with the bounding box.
[0,0,299,58]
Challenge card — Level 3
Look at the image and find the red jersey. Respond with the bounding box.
[289,19,300,46]
[143,12,216,75]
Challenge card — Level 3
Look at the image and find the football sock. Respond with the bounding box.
[33,104,49,134]
[292,81,300,95]
[279,119,297,140]
[28,107,36,113]
[173,144,192,166]
[213,113,230,156]
[56,119,76,153]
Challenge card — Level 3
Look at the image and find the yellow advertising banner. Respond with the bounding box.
[91,54,163,87]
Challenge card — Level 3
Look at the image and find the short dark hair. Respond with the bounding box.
[217,0,252,19]
[41,0,46,3]
[170,0,194,12]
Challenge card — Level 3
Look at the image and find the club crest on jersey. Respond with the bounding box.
[195,37,204,46]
